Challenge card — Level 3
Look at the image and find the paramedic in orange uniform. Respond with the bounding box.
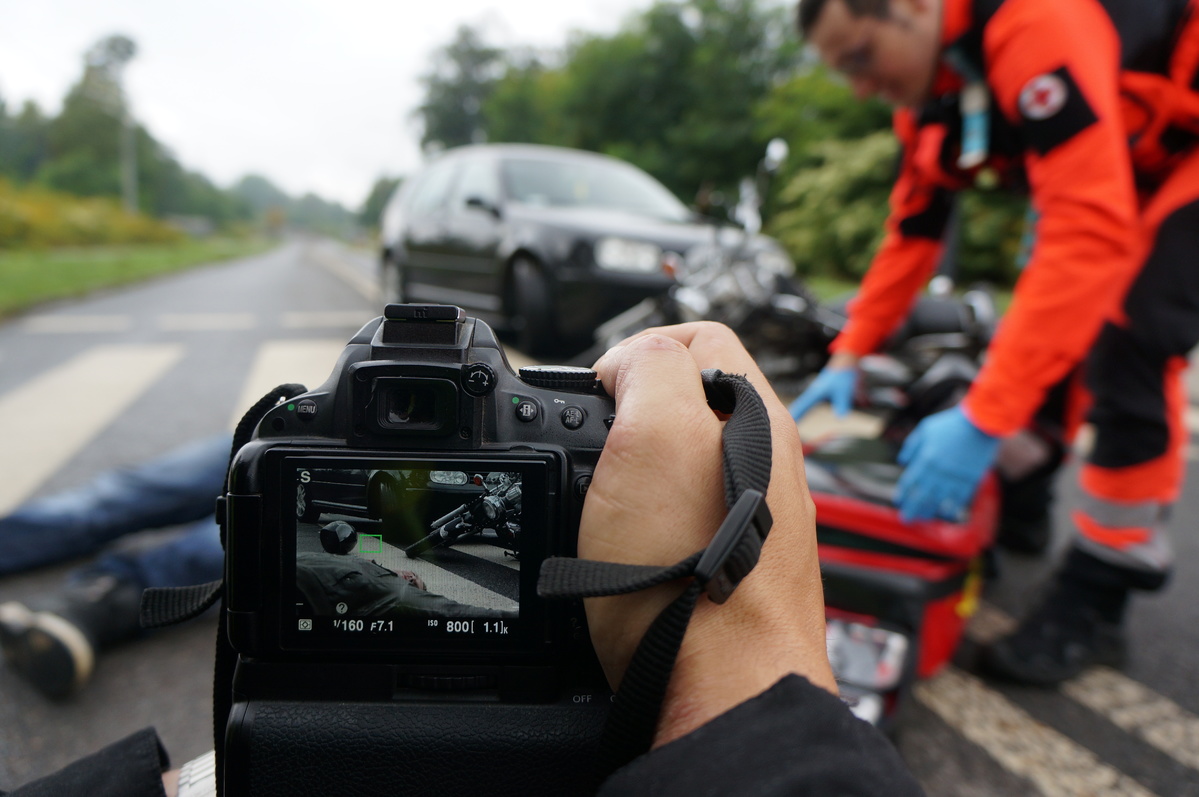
[790,0,1199,684]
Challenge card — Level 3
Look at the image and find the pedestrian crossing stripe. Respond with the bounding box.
[1063,669,1199,772]
[20,315,134,334]
[0,344,183,514]
[281,311,376,329]
[966,602,1199,776]
[915,668,1157,797]
[231,339,347,428]
[158,313,257,331]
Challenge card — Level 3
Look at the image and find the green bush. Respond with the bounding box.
[957,190,1029,286]
[767,131,1030,288]
[0,179,181,248]
[768,131,896,280]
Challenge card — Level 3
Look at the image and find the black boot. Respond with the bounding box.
[0,571,143,699]
[980,548,1165,686]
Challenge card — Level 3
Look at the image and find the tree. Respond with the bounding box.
[483,52,574,147]
[0,98,50,182]
[470,0,802,202]
[753,63,891,170]
[769,130,897,279]
[38,34,140,201]
[416,26,505,152]
[233,174,291,215]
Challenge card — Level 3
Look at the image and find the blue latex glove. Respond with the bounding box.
[895,405,1000,523]
[788,366,857,420]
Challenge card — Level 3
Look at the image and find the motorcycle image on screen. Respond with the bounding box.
[402,472,523,559]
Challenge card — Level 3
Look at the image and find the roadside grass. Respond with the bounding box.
[0,237,276,320]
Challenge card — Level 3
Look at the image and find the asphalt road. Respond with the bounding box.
[0,238,1197,794]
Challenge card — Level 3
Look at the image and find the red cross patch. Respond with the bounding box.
[1019,74,1068,120]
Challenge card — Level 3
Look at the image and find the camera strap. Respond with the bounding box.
[139,382,310,797]
[538,368,774,770]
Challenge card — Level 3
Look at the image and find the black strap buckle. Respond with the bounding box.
[694,489,772,604]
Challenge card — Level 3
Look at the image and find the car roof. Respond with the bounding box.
[433,143,627,166]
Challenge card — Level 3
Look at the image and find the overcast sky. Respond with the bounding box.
[0,0,656,208]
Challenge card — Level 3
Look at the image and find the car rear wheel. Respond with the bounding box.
[509,257,555,356]
[379,254,410,304]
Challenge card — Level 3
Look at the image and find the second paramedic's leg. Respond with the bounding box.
[984,152,1199,685]
[994,373,1082,554]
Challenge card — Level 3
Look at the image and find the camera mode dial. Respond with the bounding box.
[518,365,601,394]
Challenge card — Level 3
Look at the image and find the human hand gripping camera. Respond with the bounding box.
[3,310,922,797]
[582,323,835,741]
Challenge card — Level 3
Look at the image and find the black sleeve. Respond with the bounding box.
[1,727,169,797]
[598,674,926,796]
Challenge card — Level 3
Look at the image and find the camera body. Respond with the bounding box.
[220,305,615,796]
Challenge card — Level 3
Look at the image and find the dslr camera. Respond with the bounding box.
[220,305,615,797]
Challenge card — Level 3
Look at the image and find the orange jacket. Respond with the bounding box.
[832,0,1199,436]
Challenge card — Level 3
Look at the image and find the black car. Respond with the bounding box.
[378,143,784,355]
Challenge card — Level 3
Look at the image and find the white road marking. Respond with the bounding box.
[230,339,347,428]
[311,246,378,303]
[1064,670,1199,772]
[915,668,1157,796]
[158,313,257,331]
[970,602,1199,774]
[281,311,376,329]
[0,344,183,514]
[21,314,133,333]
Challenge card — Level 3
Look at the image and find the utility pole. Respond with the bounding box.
[87,35,138,213]
[120,100,138,214]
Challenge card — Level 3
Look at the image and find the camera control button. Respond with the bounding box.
[561,405,585,430]
[295,398,318,421]
[461,363,497,396]
[518,365,598,392]
[575,475,592,498]
[515,400,539,422]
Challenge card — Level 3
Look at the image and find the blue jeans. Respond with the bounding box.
[0,434,231,591]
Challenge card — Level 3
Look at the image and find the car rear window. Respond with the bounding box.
[500,157,689,222]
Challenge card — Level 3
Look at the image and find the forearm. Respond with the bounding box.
[601,675,926,796]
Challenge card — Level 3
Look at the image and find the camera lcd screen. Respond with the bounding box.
[281,455,552,653]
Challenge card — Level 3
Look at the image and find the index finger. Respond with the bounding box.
[597,321,767,393]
